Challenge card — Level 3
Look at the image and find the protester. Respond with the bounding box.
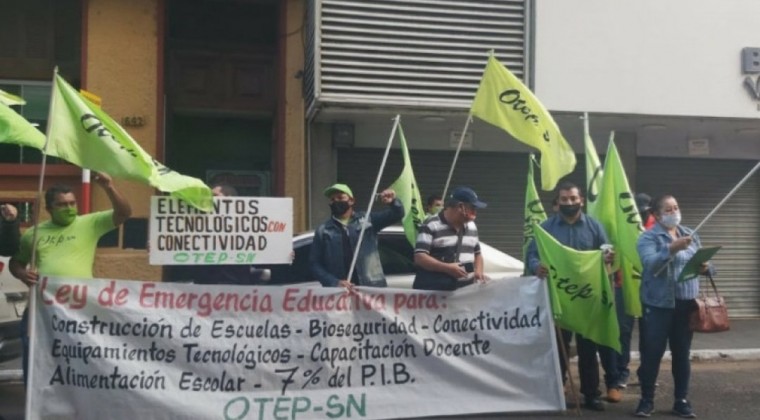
[424,194,443,219]
[192,183,264,285]
[634,194,711,418]
[637,193,656,230]
[310,183,403,288]
[526,181,618,411]
[0,203,20,256]
[413,186,487,291]
[10,172,131,384]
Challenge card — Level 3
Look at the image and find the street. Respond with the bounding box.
[2,359,759,419]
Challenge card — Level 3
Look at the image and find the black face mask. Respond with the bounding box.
[330,201,351,217]
[559,203,581,217]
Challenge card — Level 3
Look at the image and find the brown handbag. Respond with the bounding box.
[689,272,730,333]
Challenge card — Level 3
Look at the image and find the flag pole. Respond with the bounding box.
[346,115,400,284]
[25,66,58,413]
[441,115,473,200]
[654,160,760,275]
[29,68,58,272]
[555,325,581,415]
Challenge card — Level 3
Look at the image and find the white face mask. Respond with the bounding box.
[659,211,681,228]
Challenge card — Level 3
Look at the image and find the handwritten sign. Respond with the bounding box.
[149,196,293,265]
[28,277,564,420]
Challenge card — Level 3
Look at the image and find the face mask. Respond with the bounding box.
[52,207,77,226]
[559,203,581,217]
[430,206,442,214]
[330,201,351,217]
[659,211,681,229]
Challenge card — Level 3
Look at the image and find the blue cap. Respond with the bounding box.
[450,186,487,209]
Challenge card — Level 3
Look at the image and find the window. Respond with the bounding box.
[0,80,62,164]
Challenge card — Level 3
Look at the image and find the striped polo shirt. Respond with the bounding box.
[414,211,481,264]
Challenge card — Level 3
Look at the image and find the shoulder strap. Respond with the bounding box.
[704,271,720,297]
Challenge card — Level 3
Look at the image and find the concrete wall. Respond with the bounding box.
[86,0,161,281]
[534,0,760,118]
[282,0,307,233]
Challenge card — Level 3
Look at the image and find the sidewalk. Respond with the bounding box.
[629,318,760,361]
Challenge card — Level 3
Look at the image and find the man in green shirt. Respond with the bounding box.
[10,171,131,384]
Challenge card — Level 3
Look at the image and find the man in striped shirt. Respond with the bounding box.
[413,186,487,291]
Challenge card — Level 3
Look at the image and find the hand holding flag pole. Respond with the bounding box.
[346,115,401,285]
[654,160,760,275]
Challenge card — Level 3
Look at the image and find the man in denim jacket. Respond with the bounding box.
[310,183,403,288]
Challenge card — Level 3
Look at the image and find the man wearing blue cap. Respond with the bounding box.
[413,186,487,291]
[310,183,403,288]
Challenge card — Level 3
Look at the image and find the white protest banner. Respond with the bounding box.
[149,196,293,265]
[28,277,564,420]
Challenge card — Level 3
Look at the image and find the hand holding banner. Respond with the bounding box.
[532,224,621,352]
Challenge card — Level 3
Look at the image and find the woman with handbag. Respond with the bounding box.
[634,195,712,418]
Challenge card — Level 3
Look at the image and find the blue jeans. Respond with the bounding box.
[637,300,694,401]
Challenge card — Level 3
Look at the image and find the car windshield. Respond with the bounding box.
[260,231,415,285]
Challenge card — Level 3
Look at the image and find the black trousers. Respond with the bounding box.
[557,328,602,400]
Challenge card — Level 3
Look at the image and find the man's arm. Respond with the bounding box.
[525,237,544,277]
[93,172,131,226]
[10,257,37,286]
[0,204,20,256]
[414,252,467,279]
[473,252,486,281]
[370,189,404,232]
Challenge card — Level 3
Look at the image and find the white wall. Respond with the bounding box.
[535,0,760,118]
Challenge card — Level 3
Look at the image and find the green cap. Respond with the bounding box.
[323,183,353,198]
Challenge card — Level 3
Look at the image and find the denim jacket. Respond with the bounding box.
[310,199,404,287]
[637,223,711,308]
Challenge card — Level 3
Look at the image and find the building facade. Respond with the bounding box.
[2,0,758,316]
[304,0,760,317]
[0,0,306,282]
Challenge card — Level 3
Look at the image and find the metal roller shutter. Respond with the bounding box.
[337,148,530,259]
[637,158,760,318]
[305,0,528,114]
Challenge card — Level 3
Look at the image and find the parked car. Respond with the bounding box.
[0,256,27,361]
[256,226,524,288]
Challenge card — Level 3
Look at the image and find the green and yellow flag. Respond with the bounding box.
[522,154,547,275]
[49,74,212,211]
[594,136,643,316]
[0,102,46,149]
[390,124,425,246]
[470,54,576,191]
[533,224,620,352]
[620,257,642,317]
[584,114,604,217]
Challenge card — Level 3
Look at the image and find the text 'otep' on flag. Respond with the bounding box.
[49,74,212,211]
[470,54,576,191]
[532,224,620,352]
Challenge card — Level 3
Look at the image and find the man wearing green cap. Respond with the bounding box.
[310,183,403,288]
